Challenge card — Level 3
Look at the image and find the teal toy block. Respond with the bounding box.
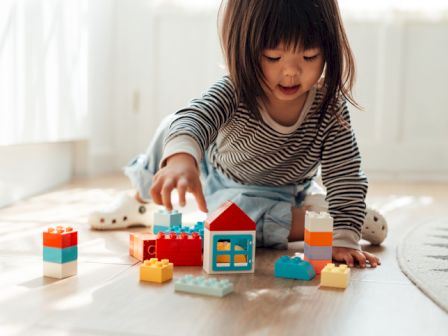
[153,209,182,233]
[161,221,204,243]
[304,243,332,260]
[174,274,233,297]
[43,246,78,263]
[274,256,316,280]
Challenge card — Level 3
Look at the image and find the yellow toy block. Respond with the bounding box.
[320,263,350,289]
[139,258,173,283]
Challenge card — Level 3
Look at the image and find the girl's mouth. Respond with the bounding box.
[278,84,300,95]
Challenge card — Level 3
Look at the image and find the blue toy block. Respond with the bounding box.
[153,209,182,233]
[274,256,316,280]
[304,243,332,260]
[43,246,78,263]
[174,274,233,297]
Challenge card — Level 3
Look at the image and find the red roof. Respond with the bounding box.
[205,200,256,231]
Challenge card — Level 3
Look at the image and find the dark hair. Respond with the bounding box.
[219,0,359,123]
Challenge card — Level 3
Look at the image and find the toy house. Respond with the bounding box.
[203,201,256,274]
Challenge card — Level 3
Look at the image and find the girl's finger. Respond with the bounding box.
[161,178,175,211]
[177,178,188,207]
[150,179,163,206]
[353,250,367,268]
[192,181,208,213]
[364,252,379,268]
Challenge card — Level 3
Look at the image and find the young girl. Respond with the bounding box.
[90,0,388,268]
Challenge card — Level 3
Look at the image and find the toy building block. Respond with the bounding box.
[304,211,333,275]
[304,230,332,246]
[43,246,78,263]
[304,244,332,260]
[274,256,315,281]
[43,226,78,279]
[320,263,350,289]
[139,258,173,283]
[203,201,256,274]
[161,221,204,239]
[303,257,331,275]
[43,260,77,279]
[174,274,233,297]
[43,226,77,248]
[304,211,333,232]
[129,233,157,261]
[153,209,182,234]
[156,232,202,266]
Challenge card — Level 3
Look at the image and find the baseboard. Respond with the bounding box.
[0,143,74,208]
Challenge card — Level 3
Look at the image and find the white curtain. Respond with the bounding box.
[0,0,88,145]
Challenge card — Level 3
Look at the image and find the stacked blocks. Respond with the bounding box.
[153,209,182,234]
[156,232,202,266]
[139,258,173,283]
[304,211,333,274]
[161,221,204,246]
[129,233,157,261]
[274,256,316,281]
[174,274,233,297]
[43,226,78,279]
[320,263,350,289]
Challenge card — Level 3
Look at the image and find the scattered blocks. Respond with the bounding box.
[139,258,173,283]
[174,274,233,297]
[42,226,78,279]
[320,263,350,289]
[156,232,202,266]
[153,209,182,234]
[274,256,315,281]
[304,211,333,274]
[129,232,157,261]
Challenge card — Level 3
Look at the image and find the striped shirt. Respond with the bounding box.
[165,76,368,246]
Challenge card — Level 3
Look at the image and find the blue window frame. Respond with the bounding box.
[212,234,253,272]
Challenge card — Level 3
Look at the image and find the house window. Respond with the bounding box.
[212,234,253,271]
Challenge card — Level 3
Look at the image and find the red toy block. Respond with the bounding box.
[156,232,202,266]
[43,226,77,248]
[129,233,157,261]
[304,256,331,274]
[205,201,255,231]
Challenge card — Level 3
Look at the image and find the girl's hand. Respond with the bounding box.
[150,153,208,213]
[332,246,381,268]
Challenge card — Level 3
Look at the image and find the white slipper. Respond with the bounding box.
[89,193,157,230]
[361,208,388,245]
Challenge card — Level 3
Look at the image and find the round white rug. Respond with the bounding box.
[397,217,448,313]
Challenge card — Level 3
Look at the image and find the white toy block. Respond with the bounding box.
[304,211,333,232]
[43,261,77,279]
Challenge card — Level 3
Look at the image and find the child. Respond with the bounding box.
[90,0,388,268]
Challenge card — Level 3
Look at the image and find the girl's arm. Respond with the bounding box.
[320,102,368,250]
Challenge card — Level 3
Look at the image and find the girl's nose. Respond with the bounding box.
[283,62,300,78]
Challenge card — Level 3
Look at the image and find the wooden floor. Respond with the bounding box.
[0,174,447,336]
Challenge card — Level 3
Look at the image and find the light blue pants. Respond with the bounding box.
[124,115,327,249]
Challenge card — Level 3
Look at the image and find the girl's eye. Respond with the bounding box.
[304,54,319,62]
[264,56,281,62]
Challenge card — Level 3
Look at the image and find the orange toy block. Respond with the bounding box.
[43,226,77,248]
[303,256,331,274]
[304,229,333,246]
[130,233,157,261]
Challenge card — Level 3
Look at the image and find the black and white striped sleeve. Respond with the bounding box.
[164,76,238,158]
[320,102,368,250]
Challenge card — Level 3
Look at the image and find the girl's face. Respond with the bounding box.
[260,43,325,104]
